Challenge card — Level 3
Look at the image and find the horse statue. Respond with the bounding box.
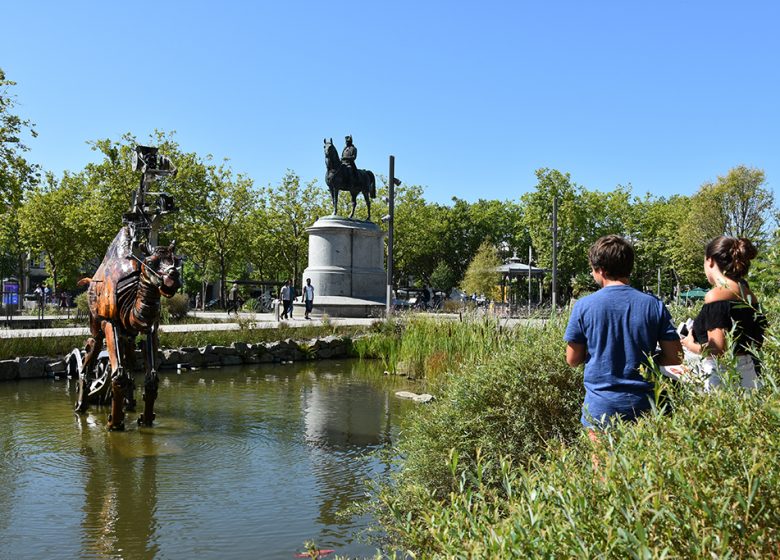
[323,138,376,220]
[74,145,181,431]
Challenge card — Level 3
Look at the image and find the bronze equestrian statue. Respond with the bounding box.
[323,136,376,220]
[74,146,181,430]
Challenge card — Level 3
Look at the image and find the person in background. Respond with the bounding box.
[280,280,292,320]
[302,278,315,320]
[680,236,767,389]
[564,235,682,430]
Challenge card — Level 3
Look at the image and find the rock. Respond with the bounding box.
[161,349,182,367]
[395,390,435,403]
[231,342,250,356]
[0,360,19,381]
[17,357,48,379]
[211,345,238,356]
[45,360,67,375]
[221,355,243,366]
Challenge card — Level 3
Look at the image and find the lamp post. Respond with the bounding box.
[551,195,558,314]
[528,245,533,317]
[384,156,401,318]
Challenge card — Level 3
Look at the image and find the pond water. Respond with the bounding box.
[0,360,414,559]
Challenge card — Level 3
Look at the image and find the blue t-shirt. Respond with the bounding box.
[564,285,678,427]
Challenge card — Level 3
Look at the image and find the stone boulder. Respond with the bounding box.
[17,357,49,379]
[0,360,19,381]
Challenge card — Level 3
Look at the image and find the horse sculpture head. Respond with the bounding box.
[141,241,181,298]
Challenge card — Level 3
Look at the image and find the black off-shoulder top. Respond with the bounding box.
[692,299,768,354]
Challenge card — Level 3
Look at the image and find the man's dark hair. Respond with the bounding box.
[588,235,634,279]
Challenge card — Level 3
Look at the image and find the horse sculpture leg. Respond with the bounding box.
[103,320,128,431]
[75,334,102,413]
[138,325,159,427]
[121,336,137,412]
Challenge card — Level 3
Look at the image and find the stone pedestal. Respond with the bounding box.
[301,217,386,318]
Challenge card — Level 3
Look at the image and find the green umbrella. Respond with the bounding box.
[679,287,707,299]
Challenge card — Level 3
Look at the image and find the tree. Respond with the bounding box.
[429,260,458,294]
[262,172,328,285]
[17,173,84,291]
[0,68,39,283]
[713,165,774,241]
[461,241,502,298]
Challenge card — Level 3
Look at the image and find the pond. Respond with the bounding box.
[0,360,414,559]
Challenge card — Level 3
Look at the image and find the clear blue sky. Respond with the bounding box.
[2,1,778,204]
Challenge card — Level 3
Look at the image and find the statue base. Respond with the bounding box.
[301,216,386,317]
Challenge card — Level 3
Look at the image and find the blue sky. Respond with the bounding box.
[2,1,778,204]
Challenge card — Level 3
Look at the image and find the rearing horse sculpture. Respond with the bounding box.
[323,138,376,220]
[74,145,180,431]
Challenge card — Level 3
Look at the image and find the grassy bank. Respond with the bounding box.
[363,306,780,557]
[0,324,368,361]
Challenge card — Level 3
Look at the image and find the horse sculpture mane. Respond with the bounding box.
[323,138,376,220]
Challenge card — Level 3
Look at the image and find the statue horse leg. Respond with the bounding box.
[138,324,160,427]
[102,320,129,431]
[121,336,137,412]
[75,329,103,414]
[363,188,371,221]
[349,190,358,219]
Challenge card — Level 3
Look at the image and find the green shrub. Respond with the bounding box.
[380,379,780,558]
[162,293,189,321]
[373,306,780,557]
[75,292,89,316]
[380,318,583,501]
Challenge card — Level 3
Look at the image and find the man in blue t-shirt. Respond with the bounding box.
[565,235,681,428]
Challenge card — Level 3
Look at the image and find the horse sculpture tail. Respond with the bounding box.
[369,171,376,198]
[77,277,92,287]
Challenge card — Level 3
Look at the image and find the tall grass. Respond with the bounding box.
[354,315,523,379]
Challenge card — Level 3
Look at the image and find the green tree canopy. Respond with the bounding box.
[461,241,502,298]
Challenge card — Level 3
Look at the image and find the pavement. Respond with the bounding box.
[0,309,545,340]
[0,310,381,339]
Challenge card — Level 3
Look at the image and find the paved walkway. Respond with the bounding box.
[0,311,380,339]
[1,310,544,340]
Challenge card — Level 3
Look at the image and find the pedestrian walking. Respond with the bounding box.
[228,283,239,316]
[280,280,292,320]
[302,278,315,320]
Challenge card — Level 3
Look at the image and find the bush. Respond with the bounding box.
[380,380,780,557]
[162,293,189,321]
[373,307,780,557]
[378,318,583,499]
[75,292,89,316]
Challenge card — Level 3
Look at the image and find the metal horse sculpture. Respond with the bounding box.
[323,138,376,220]
[74,146,181,430]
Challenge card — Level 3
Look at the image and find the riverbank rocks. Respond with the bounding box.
[18,357,49,379]
[1,335,356,381]
[395,391,435,403]
[0,360,18,381]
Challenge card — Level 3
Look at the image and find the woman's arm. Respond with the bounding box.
[704,328,727,355]
[680,328,726,356]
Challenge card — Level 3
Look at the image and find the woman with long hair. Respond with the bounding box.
[680,236,768,389]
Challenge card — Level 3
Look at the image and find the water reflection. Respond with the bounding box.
[0,360,412,559]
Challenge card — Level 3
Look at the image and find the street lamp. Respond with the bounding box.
[385,156,401,318]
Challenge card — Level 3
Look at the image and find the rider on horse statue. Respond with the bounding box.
[341,135,358,188]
